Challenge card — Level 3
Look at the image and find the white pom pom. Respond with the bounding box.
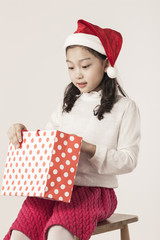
[106,66,117,79]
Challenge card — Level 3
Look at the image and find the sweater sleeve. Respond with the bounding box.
[88,100,141,175]
[44,100,63,130]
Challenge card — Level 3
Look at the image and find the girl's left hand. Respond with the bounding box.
[71,134,96,158]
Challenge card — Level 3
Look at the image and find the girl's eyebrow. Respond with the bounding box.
[66,57,91,63]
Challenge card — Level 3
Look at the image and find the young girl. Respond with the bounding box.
[4,19,140,240]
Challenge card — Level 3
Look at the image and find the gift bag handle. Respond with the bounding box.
[21,129,40,136]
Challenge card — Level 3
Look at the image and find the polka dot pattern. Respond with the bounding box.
[1,130,82,203]
[44,131,82,202]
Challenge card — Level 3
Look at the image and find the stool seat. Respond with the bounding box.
[74,213,138,240]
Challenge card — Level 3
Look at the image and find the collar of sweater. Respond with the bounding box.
[80,89,102,101]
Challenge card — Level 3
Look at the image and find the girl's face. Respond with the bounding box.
[66,46,107,93]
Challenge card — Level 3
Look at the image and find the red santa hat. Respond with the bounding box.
[64,19,123,79]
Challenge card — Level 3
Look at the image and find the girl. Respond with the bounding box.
[4,19,140,240]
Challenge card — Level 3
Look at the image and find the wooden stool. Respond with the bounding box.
[74,213,138,240]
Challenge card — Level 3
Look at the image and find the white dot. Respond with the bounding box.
[55,137,58,142]
[54,189,59,194]
[68,148,72,153]
[45,186,48,192]
[70,136,75,141]
[66,160,70,165]
[72,155,77,161]
[60,184,65,189]
[60,164,64,170]
[57,177,61,182]
[53,169,58,174]
[47,174,51,179]
[61,152,66,158]
[63,140,68,146]
[52,149,56,155]
[68,179,72,185]
[58,145,62,150]
[55,157,60,162]
[50,181,55,187]
[65,191,69,197]
[59,196,63,201]
[74,143,79,148]
[70,167,75,173]
[48,194,53,198]
[50,162,54,167]
[60,133,64,138]
[64,172,68,177]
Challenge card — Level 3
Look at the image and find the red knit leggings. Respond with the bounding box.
[4,185,117,240]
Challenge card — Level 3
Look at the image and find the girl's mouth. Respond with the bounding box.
[77,82,87,88]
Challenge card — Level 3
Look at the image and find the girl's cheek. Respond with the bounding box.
[71,74,75,82]
[70,75,75,83]
[68,72,73,80]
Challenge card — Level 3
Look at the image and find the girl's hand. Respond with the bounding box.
[7,123,27,149]
[81,140,96,158]
[70,134,96,158]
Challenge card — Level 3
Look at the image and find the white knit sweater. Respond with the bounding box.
[45,90,141,188]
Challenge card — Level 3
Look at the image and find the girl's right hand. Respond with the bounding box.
[7,123,27,149]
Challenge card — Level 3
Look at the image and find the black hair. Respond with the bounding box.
[62,45,127,120]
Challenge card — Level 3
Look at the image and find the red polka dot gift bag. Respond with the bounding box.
[1,130,82,203]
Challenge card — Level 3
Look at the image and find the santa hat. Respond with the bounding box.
[64,19,123,79]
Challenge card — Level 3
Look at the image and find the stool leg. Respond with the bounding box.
[121,225,130,240]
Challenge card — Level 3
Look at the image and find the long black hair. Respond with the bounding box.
[62,45,126,120]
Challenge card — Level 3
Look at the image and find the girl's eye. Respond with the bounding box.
[82,65,90,69]
[68,67,74,70]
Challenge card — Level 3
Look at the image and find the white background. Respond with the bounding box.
[0,0,160,239]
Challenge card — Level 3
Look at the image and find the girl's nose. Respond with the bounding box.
[75,69,83,79]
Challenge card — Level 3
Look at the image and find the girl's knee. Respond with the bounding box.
[47,225,74,240]
[48,225,64,234]
[10,230,30,240]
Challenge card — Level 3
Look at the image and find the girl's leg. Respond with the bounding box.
[4,197,55,240]
[47,225,74,240]
[10,230,30,240]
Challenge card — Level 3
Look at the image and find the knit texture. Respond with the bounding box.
[3,185,117,240]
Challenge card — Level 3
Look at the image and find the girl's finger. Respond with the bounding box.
[12,135,20,149]
[16,130,22,143]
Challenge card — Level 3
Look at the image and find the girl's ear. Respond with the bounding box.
[104,58,109,72]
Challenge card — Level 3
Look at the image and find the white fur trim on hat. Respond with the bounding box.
[106,66,117,79]
[64,33,106,56]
